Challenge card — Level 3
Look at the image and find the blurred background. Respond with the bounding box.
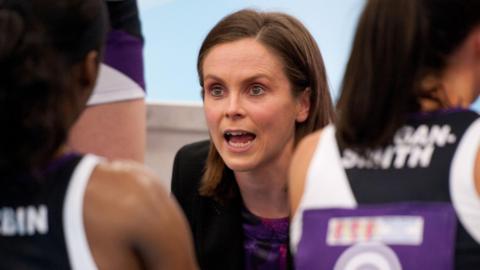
[138,0,480,185]
[139,0,364,102]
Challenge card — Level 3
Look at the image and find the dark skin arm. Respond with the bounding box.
[83,160,198,270]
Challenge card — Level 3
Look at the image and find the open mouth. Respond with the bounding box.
[224,130,256,148]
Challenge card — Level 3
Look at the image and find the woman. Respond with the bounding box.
[0,0,197,269]
[290,0,480,269]
[171,9,335,270]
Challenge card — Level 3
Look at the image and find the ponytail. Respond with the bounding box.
[0,3,68,176]
[0,0,106,176]
[336,0,480,150]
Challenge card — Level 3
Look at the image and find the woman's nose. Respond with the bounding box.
[225,94,245,119]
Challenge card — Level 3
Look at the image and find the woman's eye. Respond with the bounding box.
[209,86,224,97]
[249,85,265,96]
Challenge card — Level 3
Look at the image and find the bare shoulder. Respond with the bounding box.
[289,129,323,214]
[91,159,168,202]
[297,130,323,154]
[84,159,198,270]
[86,160,172,223]
[292,129,323,174]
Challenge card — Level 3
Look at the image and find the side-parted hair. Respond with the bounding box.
[336,0,480,150]
[197,9,335,201]
[0,0,107,176]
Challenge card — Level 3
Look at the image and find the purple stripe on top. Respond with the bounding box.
[42,152,81,175]
[409,107,469,121]
[103,30,145,90]
[13,152,81,184]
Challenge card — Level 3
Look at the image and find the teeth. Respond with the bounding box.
[228,140,252,148]
[226,131,247,136]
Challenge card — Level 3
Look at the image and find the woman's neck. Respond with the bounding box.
[421,68,474,111]
[421,34,478,111]
[236,170,289,219]
[234,144,293,219]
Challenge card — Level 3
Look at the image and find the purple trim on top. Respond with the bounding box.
[409,107,471,120]
[42,152,81,175]
[103,30,145,90]
[12,152,82,183]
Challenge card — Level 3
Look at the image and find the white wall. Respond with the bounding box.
[145,102,209,189]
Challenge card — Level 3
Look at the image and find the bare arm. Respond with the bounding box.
[84,161,198,270]
[68,99,146,162]
[289,130,322,215]
[131,169,199,270]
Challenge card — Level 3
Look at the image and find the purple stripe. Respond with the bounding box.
[409,107,468,120]
[42,152,81,175]
[11,152,81,183]
[103,30,146,90]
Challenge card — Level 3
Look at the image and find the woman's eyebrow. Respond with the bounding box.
[203,73,273,86]
[203,74,225,83]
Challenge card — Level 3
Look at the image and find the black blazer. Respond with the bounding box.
[171,140,245,270]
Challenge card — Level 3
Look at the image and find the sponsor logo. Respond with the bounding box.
[326,216,424,246]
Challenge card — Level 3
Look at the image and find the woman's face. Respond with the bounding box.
[202,38,309,173]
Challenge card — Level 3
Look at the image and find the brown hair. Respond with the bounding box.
[197,9,335,201]
[336,0,480,150]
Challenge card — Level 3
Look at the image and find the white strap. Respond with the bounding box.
[450,118,480,244]
[63,154,101,270]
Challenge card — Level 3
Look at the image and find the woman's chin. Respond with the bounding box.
[223,158,257,173]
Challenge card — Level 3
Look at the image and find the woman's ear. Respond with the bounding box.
[69,50,100,107]
[467,27,480,103]
[296,87,311,123]
[80,51,100,90]
[71,50,99,90]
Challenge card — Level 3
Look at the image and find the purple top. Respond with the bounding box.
[104,30,145,90]
[242,208,289,270]
[295,203,457,270]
